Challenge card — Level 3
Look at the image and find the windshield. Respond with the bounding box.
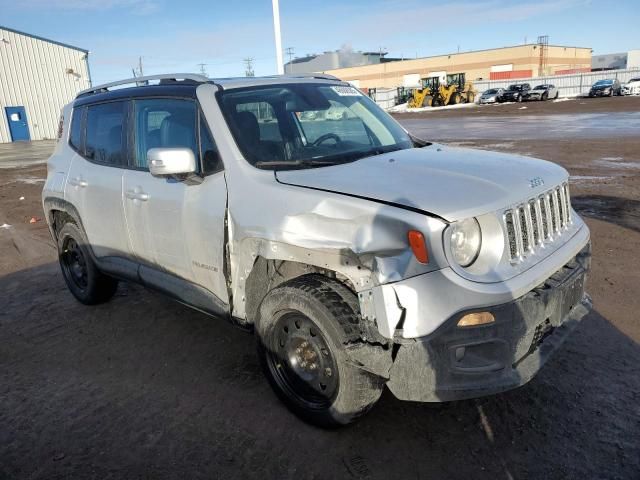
[217,83,413,170]
[508,85,523,91]
[594,80,613,86]
[533,85,548,90]
[484,89,498,94]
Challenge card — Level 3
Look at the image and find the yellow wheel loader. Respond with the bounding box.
[408,73,476,108]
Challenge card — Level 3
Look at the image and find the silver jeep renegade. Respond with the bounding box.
[43,73,592,427]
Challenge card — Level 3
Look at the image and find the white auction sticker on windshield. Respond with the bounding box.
[330,86,362,96]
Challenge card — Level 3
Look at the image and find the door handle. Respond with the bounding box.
[125,189,149,201]
[69,177,88,188]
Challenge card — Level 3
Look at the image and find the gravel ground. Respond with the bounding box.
[1,97,639,479]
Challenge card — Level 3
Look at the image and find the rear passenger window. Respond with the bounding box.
[133,98,197,169]
[85,102,126,166]
[69,107,84,152]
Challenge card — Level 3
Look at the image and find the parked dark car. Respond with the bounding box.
[529,84,559,101]
[588,79,622,97]
[501,83,531,102]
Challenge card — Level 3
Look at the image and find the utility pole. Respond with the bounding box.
[285,47,295,74]
[244,57,255,77]
[271,0,284,74]
[197,63,208,76]
[138,56,144,77]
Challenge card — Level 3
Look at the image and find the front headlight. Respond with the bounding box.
[449,218,482,267]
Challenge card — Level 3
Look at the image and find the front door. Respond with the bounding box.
[5,106,30,141]
[122,97,228,304]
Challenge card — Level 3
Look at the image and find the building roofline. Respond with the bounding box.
[0,25,89,53]
[325,43,592,72]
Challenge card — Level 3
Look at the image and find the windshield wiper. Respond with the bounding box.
[254,159,341,169]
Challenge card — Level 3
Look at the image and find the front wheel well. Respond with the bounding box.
[244,257,356,326]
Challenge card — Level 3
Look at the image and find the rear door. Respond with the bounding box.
[122,97,228,302]
[64,100,131,258]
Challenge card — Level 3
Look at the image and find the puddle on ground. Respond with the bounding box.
[573,195,640,232]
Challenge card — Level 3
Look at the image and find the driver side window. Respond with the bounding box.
[133,98,198,169]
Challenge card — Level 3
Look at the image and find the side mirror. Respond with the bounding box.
[148,148,196,176]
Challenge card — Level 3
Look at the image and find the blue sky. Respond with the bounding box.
[1,0,639,85]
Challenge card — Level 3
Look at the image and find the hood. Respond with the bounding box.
[503,90,522,96]
[275,145,568,222]
[591,84,612,90]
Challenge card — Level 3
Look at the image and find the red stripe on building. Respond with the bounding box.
[489,70,533,80]
[554,67,592,75]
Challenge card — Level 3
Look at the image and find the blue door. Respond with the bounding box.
[5,106,31,141]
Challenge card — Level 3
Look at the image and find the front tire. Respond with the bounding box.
[516,94,522,103]
[57,222,118,305]
[256,275,383,427]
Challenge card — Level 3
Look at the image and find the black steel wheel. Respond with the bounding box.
[57,222,118,305]
[61,236,89,291]
[265,311,339,410]
[256,275,384,427]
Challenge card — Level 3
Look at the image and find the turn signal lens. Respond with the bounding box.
[408,230,429,264]
[457,312,495,327]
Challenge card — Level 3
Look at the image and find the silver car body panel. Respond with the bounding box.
[43,78,590,345]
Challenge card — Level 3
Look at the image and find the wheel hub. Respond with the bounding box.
[268,313,339,407]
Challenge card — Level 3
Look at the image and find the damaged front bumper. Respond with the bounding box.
[384,243,592,402]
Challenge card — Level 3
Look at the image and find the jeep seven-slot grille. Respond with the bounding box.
[504,184,572,262]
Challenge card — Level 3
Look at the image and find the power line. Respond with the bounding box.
[243,57,255,77]
[285,47,295,73]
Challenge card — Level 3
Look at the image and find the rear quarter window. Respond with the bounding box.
[69,107,85,153]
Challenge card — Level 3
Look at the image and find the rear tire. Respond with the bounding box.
[256,274,384,428]
[57,222,118,305]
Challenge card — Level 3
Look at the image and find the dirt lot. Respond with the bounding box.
[1,97,639,479]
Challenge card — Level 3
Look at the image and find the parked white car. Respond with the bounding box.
[43,73,592,427]
[529,84,559,101]
[622,77,640,95]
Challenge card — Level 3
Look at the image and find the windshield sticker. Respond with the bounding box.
[331,86,362,97]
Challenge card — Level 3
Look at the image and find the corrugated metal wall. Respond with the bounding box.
[474,68,640,98]
[0,27,90,143]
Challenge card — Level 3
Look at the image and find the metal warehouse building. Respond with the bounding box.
[0,26,91,143]
[322,43,592,90]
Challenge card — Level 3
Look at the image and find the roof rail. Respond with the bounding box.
[279,73,341,81]
[77,73,210,97]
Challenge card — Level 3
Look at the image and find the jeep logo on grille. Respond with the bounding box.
[529,176,545,188]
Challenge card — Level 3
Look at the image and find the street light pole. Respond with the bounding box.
[272,0,284,74]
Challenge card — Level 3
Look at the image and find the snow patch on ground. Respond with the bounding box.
[570,175,618,183]
[594,157,640,169]
[552,97,575,103]
[17,177,45,184]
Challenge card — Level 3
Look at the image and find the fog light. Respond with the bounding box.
[457,312,495,327]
